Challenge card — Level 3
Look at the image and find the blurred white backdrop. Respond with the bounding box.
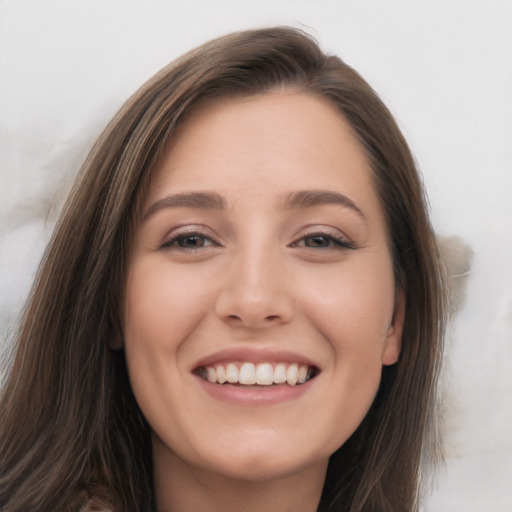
[1,0,511,510]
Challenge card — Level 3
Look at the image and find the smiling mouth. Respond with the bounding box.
[195,362,318,387]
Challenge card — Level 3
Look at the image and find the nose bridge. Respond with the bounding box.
[239,239,279,300]
[215,234,293,327]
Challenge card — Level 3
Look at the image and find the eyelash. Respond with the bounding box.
[160,231,219,250]
[160,230,354,252]
[291,232,355,250]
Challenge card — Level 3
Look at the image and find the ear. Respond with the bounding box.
[381,288,405,366]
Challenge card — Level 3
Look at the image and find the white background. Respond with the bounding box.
[1,1,511,510]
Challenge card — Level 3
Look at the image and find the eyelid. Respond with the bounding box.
[159,225,221,250]
[290,226,356,250]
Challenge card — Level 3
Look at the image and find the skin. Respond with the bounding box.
[123,90,404,512]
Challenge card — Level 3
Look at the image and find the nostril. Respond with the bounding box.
[226,314,282,324]
[215,286,294,328]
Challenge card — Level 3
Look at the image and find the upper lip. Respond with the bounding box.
[192,347,320,371]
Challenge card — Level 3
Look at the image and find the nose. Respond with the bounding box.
[214,246,294,329]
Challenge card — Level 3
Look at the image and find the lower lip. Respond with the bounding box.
[196,375,316,406]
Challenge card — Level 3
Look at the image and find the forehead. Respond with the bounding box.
[147,91,378,213]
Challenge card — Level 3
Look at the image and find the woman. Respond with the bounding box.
[0,27,446,512]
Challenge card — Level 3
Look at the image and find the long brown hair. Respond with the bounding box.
[0,27,445,512]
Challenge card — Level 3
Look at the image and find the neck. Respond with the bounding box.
[153,449,328,512]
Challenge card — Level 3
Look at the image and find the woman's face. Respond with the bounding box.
[123,91,403,483]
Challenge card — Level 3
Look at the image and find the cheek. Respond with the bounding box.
[122,263,210,415]
[122,263,212,438]
[296,255,395,426]
[299,258,394,350]
[124,261,211,352]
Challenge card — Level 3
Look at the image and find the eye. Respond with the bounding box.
[304,235,338,248]
[161,231,218,250]
[293,231,355,250]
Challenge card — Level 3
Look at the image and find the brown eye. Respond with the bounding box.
[300,234,353,250]
[161,232,217,250]
[304,235,332,248]
[177,235,207,248]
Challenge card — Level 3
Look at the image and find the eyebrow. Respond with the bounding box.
[281,190,366,220]
[142,188,365,221]
[142,191,227,220]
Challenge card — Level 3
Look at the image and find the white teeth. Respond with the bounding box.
[298,364,308,384]
[286,364,298,385]
[273,363,287,384]
[206,367,216,383]
[216,365,226,384]
[226,363,238,383]
[200,362,314,386]
[239,363,256,385]
[256,363,274,385]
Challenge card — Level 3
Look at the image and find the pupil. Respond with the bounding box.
[307,236,328,247]
[182,236,203,247]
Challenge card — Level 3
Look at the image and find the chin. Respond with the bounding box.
[213,460,316,483]
[196,440,331,483]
